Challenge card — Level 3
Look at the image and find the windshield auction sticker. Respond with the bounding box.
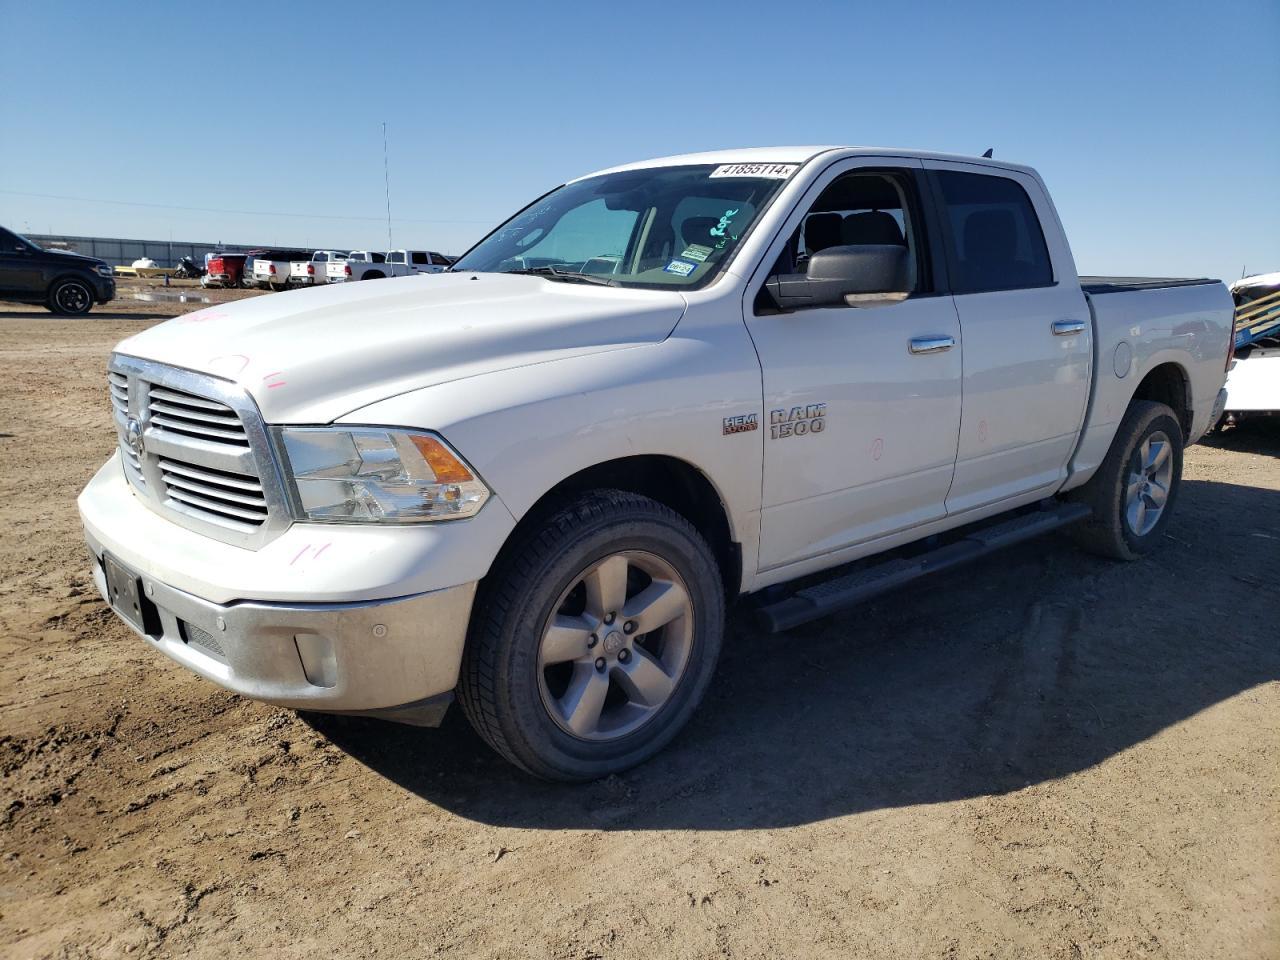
[710,163,798,179]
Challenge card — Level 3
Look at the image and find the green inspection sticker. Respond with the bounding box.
[680,244,713,262]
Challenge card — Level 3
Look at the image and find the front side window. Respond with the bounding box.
[451,163,798,289]
[758,169,928,312]
[387,251,406,264]
[933,171,1052,293]
[1,228,33,252]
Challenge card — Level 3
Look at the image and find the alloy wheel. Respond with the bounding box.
[537,550,694,741]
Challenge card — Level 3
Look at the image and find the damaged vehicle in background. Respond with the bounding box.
[1220,271,1280,428]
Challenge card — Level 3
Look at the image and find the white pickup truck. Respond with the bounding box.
[250,249,311,292]
[79,147,1232,781]
[335,249,452,282]
[288,250,348,287]
[324,250,384,283]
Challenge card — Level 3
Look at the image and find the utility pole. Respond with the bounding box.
[382,122,394,250]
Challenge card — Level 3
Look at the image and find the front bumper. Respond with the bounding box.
[87,545,476,723]
[79,452,518,723]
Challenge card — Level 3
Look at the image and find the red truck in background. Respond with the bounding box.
[201,252,256,289]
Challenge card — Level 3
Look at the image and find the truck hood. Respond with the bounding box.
[115,272,687,423]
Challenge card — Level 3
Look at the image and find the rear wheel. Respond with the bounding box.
[47,278,94,316]
[459,490,725,781]
[1068,400,1183,560]
[363,270,385,280]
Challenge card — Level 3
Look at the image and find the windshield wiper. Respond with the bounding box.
[504,266,617,286]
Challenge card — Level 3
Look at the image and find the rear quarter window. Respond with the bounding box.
[934,171,1053,293]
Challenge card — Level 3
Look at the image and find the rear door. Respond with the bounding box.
[743,159,964,572]
[922,161,1091,512]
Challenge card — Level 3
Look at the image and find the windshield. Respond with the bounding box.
[451,162,799,288]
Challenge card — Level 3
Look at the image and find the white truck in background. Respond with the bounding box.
[1220,272,1280,428]
[79,146,1232,782]
[334,249,452,282]
[325,250,385,283]
[250,249,311,291]
[288,251,349,287]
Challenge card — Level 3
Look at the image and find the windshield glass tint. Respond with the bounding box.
[452,163,798,288]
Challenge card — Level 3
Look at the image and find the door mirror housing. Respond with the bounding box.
[766,244,910,310]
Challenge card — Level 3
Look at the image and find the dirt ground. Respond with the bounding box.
[1,298,1277,960]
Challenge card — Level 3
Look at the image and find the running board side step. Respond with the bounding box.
[755,501,1091,633]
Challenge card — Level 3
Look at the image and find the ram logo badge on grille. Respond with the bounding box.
[125,417,145,457]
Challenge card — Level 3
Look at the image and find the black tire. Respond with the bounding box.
[363,270,385,281]
[458,490,725,781]
[269,281,288,292]
[1067,400,1184,560]
[46,277,95,316]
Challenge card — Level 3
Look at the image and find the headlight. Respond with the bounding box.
[277,427,489,523]
[95,264,114,278]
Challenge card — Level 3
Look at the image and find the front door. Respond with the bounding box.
[744,161,964,573]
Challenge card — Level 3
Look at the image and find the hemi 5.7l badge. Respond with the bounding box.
[723,413,759,435]
[770,403,826,439]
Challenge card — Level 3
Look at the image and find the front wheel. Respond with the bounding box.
[1068,400,1184,560]
[47,278,95,315]
[459,490,725,781]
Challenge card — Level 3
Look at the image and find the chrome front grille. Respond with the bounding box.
[108,371,129,416]
[158,459,269,527]
[108,355,290,548]
[148,387,250,447]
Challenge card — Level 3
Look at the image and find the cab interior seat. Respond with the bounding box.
[841,210,905,246]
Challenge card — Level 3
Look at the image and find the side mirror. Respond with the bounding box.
[766,244,910,310]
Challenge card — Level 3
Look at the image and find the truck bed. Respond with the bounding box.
[1080,276,1217,295]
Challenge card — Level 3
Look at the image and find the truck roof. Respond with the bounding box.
[576,146,1039,181]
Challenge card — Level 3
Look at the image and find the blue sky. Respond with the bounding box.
[2,0,1276,282]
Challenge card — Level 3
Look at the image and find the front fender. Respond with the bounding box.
[340,335,765,591]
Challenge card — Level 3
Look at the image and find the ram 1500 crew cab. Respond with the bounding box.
[79,147,1233,781]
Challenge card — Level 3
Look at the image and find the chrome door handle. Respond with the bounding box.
[909,335,955,355]
[1053,319,1087,336]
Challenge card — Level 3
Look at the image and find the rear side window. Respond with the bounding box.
[934,171,1052,293]
[411,251,429,265]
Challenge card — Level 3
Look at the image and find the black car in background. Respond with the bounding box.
[0,227,116,315]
